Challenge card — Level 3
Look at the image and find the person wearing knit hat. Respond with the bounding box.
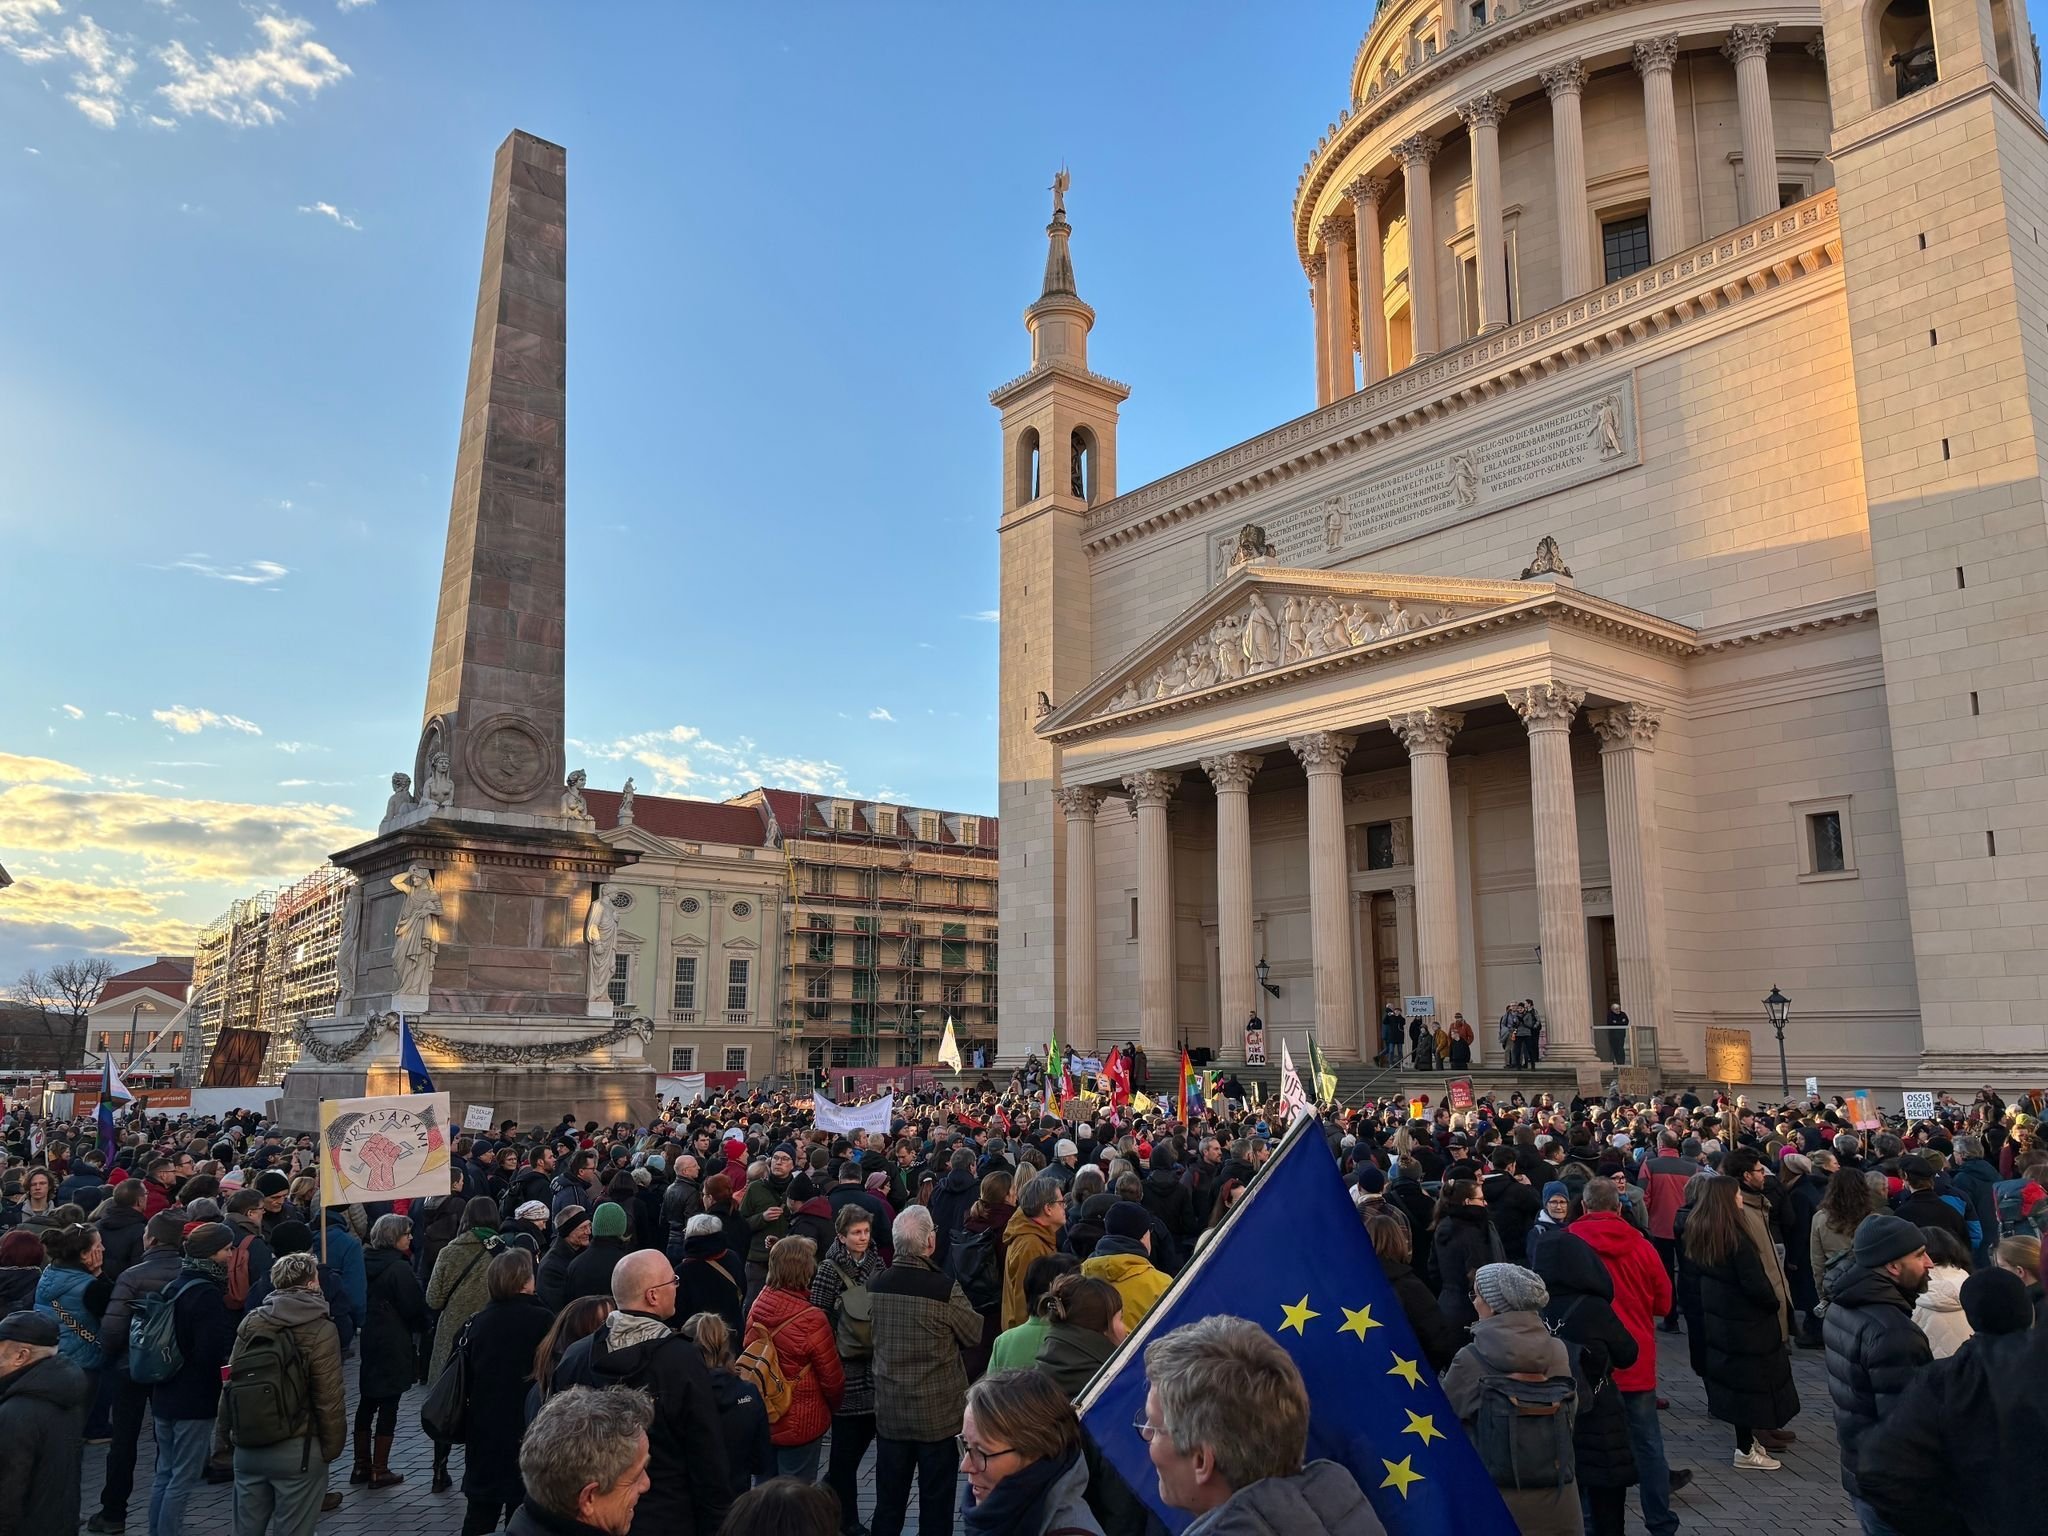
[1443,1260,1580,1532]
[534,1206,590,1313]
[1081,1201,1171,1330]
[564,1202,631,1304]
[1823,1211,1932,1515]
[1472,1261,1550,1315]
[1525,1181,1574,1272]
[1959,1266,2034,1336]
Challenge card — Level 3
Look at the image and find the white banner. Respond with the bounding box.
[813,1089,894,1137]
[318,1092,452,1205]
[1902,1090,1936,1121]
[1278,1041,1311,1120]
[657,1073,708,1106]
[462,1104,495,1132]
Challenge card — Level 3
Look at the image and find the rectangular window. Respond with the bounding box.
[724,1047,748,1074]
[941,922,967,968]
[1602,214,1652,282]
[669,1046,696,1071]
[672,956,697,1011]
[1128,894,1139,941]
[832,804,852,831]
[170,1032,184,1051]
[805,974,831,1002]
[607,955,629,1008]
[806,930,834,964]
[1793,796,1858,881]
[810,867,834,896]
[919,812,939,841]
[852,972,875,1001]
[1365,821,1396,870]
[1810,811,1846,873]
[1778,181,1806,209]
[98,1032,109,1051]
[878,807,897,836]
[1468,0,1486,23]
[943,979,965,1006]
[959,816,980,845]
[807,1043,826,1072]
[726,959,750,1012]
[122,1032,134,1052]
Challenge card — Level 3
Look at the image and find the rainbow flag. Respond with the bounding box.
[1180,1048,1205,1120]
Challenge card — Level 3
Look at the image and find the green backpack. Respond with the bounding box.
[832,1261,874,1361]
[223,1320,311,1449]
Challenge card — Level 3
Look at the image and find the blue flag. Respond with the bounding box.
[1079,1116,1519,1536]
[397,1014,436,1095]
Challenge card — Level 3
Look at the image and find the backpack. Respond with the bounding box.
[1469,1345,1578,1490]
[735,1315,800,1425]
[944,1227,1003,1313]
[223,1320,312,1449]
[127,1276,201,1386]
[223,1235,254,1310]
[831,1261,874,1362]
[1995,1179,2048,1239]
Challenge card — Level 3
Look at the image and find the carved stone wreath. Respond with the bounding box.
[292,1013,654,1066]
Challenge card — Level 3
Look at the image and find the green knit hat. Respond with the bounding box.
[591,1202,628,1239]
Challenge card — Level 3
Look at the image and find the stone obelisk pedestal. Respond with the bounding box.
[278,130,654,1129]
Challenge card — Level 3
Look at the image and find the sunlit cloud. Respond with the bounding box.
[868,707,895,723]
[58,703,83,719]
[569,723,869,802]
[0,780,366,884]
[152,705,262,737]
[963,610,999,623]
[157,12,348,128]
[0,752,92,784]
[166,554,288,586]
[296,200,359,230]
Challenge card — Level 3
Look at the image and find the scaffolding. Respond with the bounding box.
[260,865,354,1075]
[187,894,273,1076]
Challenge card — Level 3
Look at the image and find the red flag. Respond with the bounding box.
[1105,1050,1131,1106]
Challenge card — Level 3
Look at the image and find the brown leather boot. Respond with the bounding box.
[320,1492,344,1513]
[368,1435,405,1489]
[349,1424,372,1485]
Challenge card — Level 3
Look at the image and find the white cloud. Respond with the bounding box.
[61,15,137,129]
[152,705,262,737]
[22,146,38,154]
[105,711,135,721]
[868,707,895,722]
[277,777,310,787]
[157,12,348,128]
[0,752,92,784]
[296,200,358,231]
[335,0,372,8]
[272,741,323,755]
[0,0,61,63]
[964,610,1000,623]
[167,554,288,585]
[59,703,83,719]
[570,723,869,802]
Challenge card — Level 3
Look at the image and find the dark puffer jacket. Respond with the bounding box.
[1381,1254,1464,1372]
[1823,1261,1932,1498]
[1432,1204,1504,1330]
[1533,1230,1638,1489]
[1695,1240,1799,1431]
[0,1351,90,1533]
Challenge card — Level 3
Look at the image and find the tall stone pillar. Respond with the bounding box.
[1396,135,1441,359]
[1726,25,1781,223]
[1124,771,1181,1056]
[1308,254,1332,406]
[1633,37,1691,259]
[1459,94,1510,333]
[1392,883,1419,1018]
[1390,710,1463,1027]
[1509,683,1593,1060]
[1590,705,1671,1066]
[1346,176,1389,384]
[1202,754,1263,1054]
[1318,218,1356,396]
[1057,787,1104,1054]
[1291,733,1358,1059]
[1543,61,1595,299]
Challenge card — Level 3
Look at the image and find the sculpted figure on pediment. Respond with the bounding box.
[1144,664,1170,701]
[1281,596,1310,661]
[1213,615,1246,681]
[1108,680,1141,713]
[1319,596,1351,653]
[1382,598,1419,636]
[1186,639,1218,691]
[1343,601,1379,646]
[1449,451,1480,509]
[1161,648,1189,695]
[1242,593,1281,671]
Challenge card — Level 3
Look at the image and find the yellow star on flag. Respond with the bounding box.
[1379,1456,1425,1498]
[1386,1353,1423,1388]
[1279,1295,1320,1335]
[1338,1303,1382,1340]
[1401,1409,1445,1445]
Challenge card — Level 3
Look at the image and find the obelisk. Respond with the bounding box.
[280,131,651,1128]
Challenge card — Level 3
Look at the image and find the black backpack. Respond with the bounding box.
[944,1227,1003,1312]
[1469,1344,1578,1490]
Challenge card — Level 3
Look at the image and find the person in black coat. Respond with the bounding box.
[457,1252,556,1536]
[535,1209,589,1314]
[702,1175,752,1280]
[927,1153,981,1266]
[356,1215,431,1488]
[1822,1214,1934,1514]
[1385,1162,1437,1281]
[1777,1155,1827,1343]
[1532,1229,1639,1535]
[674,1215,746,1339]
[1140,1148,1197,1247]
[1684,1177,1800,1464]
[96,1189,148,1283]
[1483,1158,1542,1264]
[678,1313,774,1498]
[0,1312,90,1535]
[1671,1172,1711,1378]
[565,1205,633,1302]
[1364,1209,1464,1371]
[1432,1185,1503,1331]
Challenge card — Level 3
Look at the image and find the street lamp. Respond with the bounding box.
[1763,986,1792,1100]
[1256,956,1281,998]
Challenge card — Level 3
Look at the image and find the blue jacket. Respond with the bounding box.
[151,1268,235,1421]
[321,1211,368,1329]
[1949,1157,2001,1265]
[34,1265,103,1371]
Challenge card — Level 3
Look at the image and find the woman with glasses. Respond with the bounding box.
[960,1367,1105,1535]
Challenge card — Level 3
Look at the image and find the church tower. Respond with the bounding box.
[991,174,1130,1060]
[1823,0,2048,1069]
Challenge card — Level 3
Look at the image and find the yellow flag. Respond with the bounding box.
[1131,1091,1156,1113]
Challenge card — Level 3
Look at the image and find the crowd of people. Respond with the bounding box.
[0,1074,2040,1536]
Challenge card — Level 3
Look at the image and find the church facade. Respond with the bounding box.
[996,0,2048,1091]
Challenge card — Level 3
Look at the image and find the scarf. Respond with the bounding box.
[962,1443,1080,1534]
[183,1256,227,1285]
[469,1226,498,1243]
[606,1309,672,1351]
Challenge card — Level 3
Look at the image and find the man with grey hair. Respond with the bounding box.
[868,1203,982,1536]
[1138,1315,1378,1533]
[511,1386,653,1536]
[1001,1173,1067,1331]
[1949,1132,2001,1266]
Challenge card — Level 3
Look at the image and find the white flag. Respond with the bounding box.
[936,1016,963,1072]
[1278,1040,1312,1120]
[813,1090,894,1137]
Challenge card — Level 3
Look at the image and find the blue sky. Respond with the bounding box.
[0,0,1356,974]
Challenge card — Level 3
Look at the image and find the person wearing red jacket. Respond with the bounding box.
[1638,1131,1696,1329]
[742,1235,845,1485]
[1575,1178,1686,1536]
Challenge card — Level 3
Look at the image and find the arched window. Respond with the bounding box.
[1070,427,1095,503]
[1015,427,1041,507]
[1877,0,1938,100]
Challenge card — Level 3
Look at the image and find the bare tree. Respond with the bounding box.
[8,959,113,1069]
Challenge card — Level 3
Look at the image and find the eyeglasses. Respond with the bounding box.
[1131,1413,1167,1444]
[958,1436,1024,1473]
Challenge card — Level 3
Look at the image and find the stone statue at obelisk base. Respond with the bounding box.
[278,130,654,1128]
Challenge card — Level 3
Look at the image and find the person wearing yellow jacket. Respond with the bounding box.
[1000,1175,1067,1332]
[1080,1202,1172,1330]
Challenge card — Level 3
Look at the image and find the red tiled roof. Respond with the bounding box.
[100,957,194,1006]
[743,788,998,852]
[584,789,769,847]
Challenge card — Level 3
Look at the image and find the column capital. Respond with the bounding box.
[1055,785,1106,819]
[1632,34,1680,74]
[1589,703,1664,751]
[1200,752,1265,794]
[1288,732,1357,774]
[1391,883,1417,902]
[1507,681,1587,732]
[1306,250,1328,280]
[1540,58,1587,97]
[1395,133,1439,168]
[1389,708,1464,755]
[1805,34,1826,62]
[1122,769,1182,810]
[1457,92,1508,131]
[1343,174,1388,208]
[1723,23,1777,62]
[1316,215,1353,249]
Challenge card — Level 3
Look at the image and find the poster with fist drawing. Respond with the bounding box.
[318,1092,451,1205]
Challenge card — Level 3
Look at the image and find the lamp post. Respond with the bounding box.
[1256,956,1281,998]
[1763,986,1791,1100]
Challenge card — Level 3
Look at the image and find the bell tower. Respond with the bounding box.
[991,172,1130,1060]
[1823,0,2048,1069]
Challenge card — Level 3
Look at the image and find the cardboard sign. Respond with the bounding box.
[462,1104,495,1132]
[133,1089,191,1110]
[1805,1076,1821,1099]
[1703,1026,1754,1087]
[1403,996,1436,1019]
[1575,1064,1607,1099]
[1617,1066,1652,1099]
[1901,1090,1936,1122]
[318,1093,452,1204]
[1846,1090,1881,1130]
[1447,1077,1475,1111]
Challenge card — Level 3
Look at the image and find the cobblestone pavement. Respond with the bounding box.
[78,1327,1855,1534]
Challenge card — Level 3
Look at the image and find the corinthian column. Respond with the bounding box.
[1633,36,1690,259]
[1308,254,1332,406]
[1124,771,1181,1056]
[1389,709,1463,1026]
[1508,683,1592,1060]
[1057,786,1104,1054]
[1542,60,1595,299]
[1318,217,1357,396]
[1726,25,1781,223]
[1458,94,1509,333]
[1202,753,1262,1052]
[1290,732,1358,1059]
[1590,705,1670,1067]
[1396,135,1441,359]
[1345,176,1389,384]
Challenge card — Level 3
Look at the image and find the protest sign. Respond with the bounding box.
[1805,1075,1820,1099]
[1404,996,1436,1019]
[1901,1090,1936,1121]
[1703,1026,1753,1087]
[1846,1090,1880,1130]
[1448,1077,1475,1111]
[812,1090,893,1137]
[318,1093,452,1204]
[462,1104,495,1132]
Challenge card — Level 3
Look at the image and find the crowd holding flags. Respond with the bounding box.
[96,1051,134,1164]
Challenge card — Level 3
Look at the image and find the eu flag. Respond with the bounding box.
[1079,1115,1518,1536]
[397,1014,436,1096]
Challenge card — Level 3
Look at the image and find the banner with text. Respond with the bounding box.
[813,1089,894,1137]
[319,1092,451,1205]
